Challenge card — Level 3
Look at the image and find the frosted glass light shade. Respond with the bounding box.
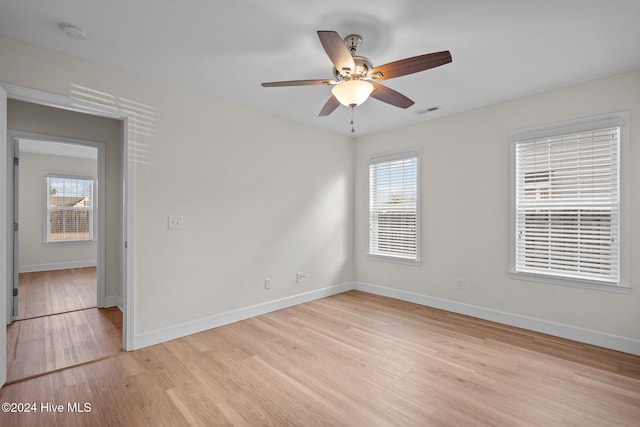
[331,80,374,107]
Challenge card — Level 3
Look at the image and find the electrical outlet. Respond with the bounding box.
[457,278,465,290]
[264,278,271,290]
[296,272,306,284]
[168,215,183,230]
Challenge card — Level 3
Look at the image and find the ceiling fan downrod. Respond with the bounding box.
[343,34,362,54]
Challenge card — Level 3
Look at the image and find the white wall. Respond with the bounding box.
[18,151,97,270]
[355,69,640,342]
[0,35,355,340]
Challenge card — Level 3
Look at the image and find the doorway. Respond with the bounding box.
[11,135,103,320]
[5,132,122,383]
[1,85,136,387]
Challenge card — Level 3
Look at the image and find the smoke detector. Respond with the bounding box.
[61,24,87,41]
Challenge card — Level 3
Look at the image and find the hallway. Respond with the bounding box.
[6,268,121,383]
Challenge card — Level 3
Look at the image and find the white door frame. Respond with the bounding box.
[1,86,8,386]
[0,82,136,387]
[10,137,19,318]
[9,131,106,311]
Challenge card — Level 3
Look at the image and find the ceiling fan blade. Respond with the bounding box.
[317,31,356,75]
[370,83,415,109]
[261,79,334,87]
[319,95,341,116]
[369,51,452,81]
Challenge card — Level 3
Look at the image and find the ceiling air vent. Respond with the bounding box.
[415,107,439,115]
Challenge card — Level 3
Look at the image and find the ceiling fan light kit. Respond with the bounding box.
[262,30,452,126]
[331,79,374,107]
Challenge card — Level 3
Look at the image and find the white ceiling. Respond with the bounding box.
[1,0,639,137]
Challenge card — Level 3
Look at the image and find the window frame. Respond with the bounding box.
[509,112,630,292]
[367,149,421,264]
[44,173,97,245]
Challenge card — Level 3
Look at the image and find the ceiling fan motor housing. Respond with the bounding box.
[333,55,373,80]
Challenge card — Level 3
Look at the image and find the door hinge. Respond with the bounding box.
[14,157,19,166]
[124,241,128,249]
[13,288,18,297]
[14,222,18,231]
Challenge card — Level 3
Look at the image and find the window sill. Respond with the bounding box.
[510,271,630,294]
[44,240,96,246]
[367,254,421,266]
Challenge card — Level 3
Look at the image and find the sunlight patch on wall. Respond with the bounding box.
[280,172,351,288]
[70,84,156,165]
[309,173,352,283]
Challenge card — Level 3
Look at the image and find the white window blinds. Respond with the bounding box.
[514,126,620,284]
[46,175,95,242]
[369,152,418,261]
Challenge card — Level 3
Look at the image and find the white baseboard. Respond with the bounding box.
[131,280,640,356]
[354,282,640,356]
[133,282,354,350]
[104,295,122,311]
[19,260,97,273]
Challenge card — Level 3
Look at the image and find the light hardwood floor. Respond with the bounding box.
[7,268,121,383]
[17,268,97,320]
[1,291,639,426]
[6,307,122,383]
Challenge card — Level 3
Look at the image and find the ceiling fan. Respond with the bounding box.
[261,31,452,117]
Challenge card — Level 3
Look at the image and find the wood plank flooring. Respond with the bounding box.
[1,291,639,426]
[6,307,122,383]
[17,268,97,320]
[7,267,121,383]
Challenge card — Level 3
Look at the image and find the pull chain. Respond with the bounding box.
[350,107,355,134]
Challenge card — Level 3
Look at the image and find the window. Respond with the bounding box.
[510,113,628,289]
[46,174,95,243]
[368,151,419,262]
